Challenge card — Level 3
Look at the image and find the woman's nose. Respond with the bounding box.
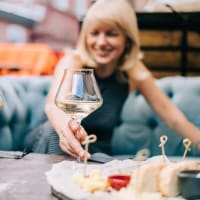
[96,34,107,46]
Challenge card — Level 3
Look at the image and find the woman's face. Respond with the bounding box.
[86,23,126,68]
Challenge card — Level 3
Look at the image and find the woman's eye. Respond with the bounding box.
[88,30,120,37]
[107,31,120,36]
[89,31,99,36]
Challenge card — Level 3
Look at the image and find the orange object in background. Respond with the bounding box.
[0,43,59,75]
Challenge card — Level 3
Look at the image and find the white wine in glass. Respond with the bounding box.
[55,68,103,123]
[55,68,103,163]
[56,100,102,123]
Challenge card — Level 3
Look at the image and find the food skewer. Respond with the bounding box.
[82,134,97,176]
[182,138,191,159]
[159,135,168,162]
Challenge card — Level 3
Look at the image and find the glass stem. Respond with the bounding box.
[73,118,82,164]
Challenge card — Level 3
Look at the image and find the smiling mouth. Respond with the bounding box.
[95,49,113,56]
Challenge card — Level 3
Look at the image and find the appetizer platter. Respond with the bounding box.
[46,136,200,200]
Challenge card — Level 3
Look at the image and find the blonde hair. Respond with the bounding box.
[77,0,141,74]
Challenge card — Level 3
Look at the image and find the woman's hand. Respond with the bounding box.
[45,49,88,159]
[58,119,90,160]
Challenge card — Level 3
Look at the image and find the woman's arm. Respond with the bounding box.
[130,62,200,147]
[45,51,89,159]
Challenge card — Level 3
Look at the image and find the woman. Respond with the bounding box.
[43,0,200,159]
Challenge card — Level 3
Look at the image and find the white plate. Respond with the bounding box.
[46,156,190,200]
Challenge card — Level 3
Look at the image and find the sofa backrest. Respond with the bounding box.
[112,76,200,157]
[0,75,51,151]
[1,75,200,156]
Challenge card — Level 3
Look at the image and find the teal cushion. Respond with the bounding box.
[112,76,200,157]
[0,75,51,150]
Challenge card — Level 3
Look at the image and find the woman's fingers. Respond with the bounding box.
[58,132,77,157]
[68,120,91,159]
[59,141,77,158]
[69,120,87,142]
[59,126,90,160]
[59,129,83,158]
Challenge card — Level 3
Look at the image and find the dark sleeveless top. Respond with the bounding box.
[81,73,128,154]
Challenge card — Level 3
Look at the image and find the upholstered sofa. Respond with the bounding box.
[0,75,51,151]
[112,76,200,157]
[0,75,200,157]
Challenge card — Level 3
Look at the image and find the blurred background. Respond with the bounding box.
[0,0,199,77]
[0,0,93,49]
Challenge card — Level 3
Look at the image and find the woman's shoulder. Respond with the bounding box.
[55,49,84,72]
[129,61,152,81]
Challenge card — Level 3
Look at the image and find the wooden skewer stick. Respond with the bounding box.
[159,135,168,162]
[183,138,191,159]
[82,134,97,176]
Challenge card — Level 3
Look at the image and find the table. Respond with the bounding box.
[0,153,73,200]
[1,153,199,200]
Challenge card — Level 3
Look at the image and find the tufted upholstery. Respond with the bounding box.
[0,75,51,151]
[112,76,200,157]
[0,75,200,157]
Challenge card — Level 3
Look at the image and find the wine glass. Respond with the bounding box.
[55,68,103,162]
